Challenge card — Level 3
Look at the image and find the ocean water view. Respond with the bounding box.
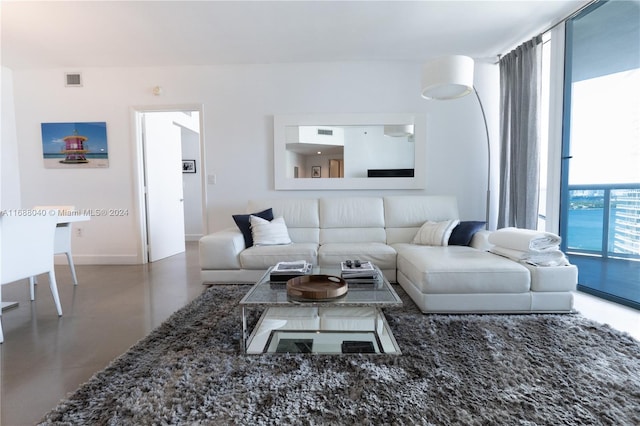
[568,207,640,257]
[567,187,640,258]
[567,208,610,251]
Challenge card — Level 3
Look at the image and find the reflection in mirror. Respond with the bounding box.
[274,113,426,190]
[285,125,414,179]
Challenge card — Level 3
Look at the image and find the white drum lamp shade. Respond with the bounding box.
[420,55,491,229]
[421,55,475,100]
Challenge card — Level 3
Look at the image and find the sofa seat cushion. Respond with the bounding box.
[240,243,318,269]
[523,262,578,292]
[318,242,397,270]
[395,244,530,294]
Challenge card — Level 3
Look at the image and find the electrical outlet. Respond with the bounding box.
[75,227,83,237]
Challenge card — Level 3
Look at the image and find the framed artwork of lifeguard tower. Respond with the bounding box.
[41,122,109,169]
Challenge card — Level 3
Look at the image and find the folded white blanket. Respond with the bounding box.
[490,246,569,267]
[488,227,561,252]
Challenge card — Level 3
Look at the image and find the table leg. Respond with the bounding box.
[241,306,247,354]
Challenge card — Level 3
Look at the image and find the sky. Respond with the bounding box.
[569,69,640,185]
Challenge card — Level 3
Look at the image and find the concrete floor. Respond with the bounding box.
[1,242,638,425]
[0,242,205,425]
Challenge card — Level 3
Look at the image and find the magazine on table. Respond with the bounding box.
[270,260,313,281]
[271,261,312,274]
[341,260,377,279]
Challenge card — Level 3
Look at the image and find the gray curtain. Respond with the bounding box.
[498,36,542,229]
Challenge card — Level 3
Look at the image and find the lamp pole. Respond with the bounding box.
[473,87,491,230]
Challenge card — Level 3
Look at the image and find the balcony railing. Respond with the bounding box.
[564,183,640,261]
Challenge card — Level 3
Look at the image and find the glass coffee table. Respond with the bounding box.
[239,265,403,354]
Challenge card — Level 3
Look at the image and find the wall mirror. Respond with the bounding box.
[274,113,426,190]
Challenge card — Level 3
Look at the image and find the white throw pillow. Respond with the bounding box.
[412,219,460,246]
[250,215,292,246]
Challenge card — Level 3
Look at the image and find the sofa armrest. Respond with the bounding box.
[199,228,245,270]
[470,230,493,251]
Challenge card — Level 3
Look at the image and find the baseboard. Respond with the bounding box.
[186,234,203,242]
[54,254,142,265]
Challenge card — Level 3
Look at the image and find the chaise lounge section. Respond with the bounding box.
[200,196,577,313]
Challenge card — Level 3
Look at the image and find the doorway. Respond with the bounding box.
[134,106,206,263]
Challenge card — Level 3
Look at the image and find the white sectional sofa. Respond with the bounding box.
[199,196,577,313]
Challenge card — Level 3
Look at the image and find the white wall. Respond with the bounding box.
[343,126,414,178]
[7,61,498,264]
[1,67,21,209]
[180,124,204,240]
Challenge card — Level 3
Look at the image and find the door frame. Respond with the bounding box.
[131,104,208,264]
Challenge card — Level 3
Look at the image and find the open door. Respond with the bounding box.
[142,112,186,262]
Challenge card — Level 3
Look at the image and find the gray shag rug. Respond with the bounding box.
[40,285,640,425]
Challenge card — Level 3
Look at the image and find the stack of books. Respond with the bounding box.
[340,260,378,280]
[270,261,312,282]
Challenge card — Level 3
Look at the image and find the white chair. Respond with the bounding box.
[33,206,78,287]
[1,214,63,343]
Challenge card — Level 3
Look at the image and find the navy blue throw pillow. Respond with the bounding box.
[232,208,274,248]
[448,221,486,246]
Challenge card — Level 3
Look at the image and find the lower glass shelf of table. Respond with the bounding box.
[245,306,401,355]
[263,330,397,354]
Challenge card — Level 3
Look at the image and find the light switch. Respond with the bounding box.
[207,174,216,185]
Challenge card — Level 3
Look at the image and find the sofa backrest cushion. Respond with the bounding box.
[384,196,460,244]
[245,196,460,245]
[319,197,386,244]
[247,199,319,244]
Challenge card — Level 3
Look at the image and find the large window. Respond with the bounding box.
[561,0,640,308]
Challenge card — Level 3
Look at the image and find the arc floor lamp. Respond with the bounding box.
[421,55,491,230]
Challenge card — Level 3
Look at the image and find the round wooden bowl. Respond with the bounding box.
[286,275,348,300]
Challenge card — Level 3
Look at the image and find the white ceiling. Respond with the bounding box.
[1,1,591,69]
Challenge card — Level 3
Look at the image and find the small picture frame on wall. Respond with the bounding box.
[182,159,196,173]
[312,166,321,178]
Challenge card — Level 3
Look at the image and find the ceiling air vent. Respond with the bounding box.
[65,73,83,87]
[317,129,333,136]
